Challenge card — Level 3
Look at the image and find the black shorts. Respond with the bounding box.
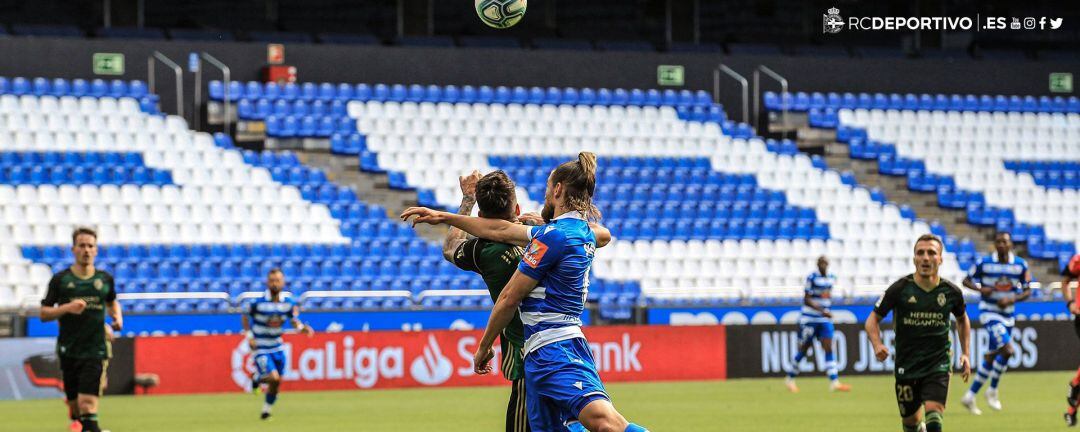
[506,377,531,432]
[895,373,950,418]
[60,356,107,401]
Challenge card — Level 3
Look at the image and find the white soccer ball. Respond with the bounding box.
[474,0,527,29]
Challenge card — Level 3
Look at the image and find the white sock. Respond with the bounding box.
[262,402,272,413]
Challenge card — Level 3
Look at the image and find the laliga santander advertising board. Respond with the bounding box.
[135,325,726,394]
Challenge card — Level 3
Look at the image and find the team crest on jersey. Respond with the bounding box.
[937,293,946,306]
[93,279,103,291]
[522,239,549,268]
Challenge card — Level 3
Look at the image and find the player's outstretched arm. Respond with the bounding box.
[403,207,532,247]
[474,271,537,375]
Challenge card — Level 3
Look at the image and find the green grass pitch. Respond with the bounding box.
[1,371,1070,431]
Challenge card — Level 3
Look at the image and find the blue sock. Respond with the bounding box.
[624,423,648,432]
[969,359,992,394]
[265,393,277,405]
[825,351,838,382]
[990,355,1008,389]
[788,352,805,378]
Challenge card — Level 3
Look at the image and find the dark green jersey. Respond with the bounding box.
[873,275,966,379]
[41,269,116,359]
[453,237,526,381]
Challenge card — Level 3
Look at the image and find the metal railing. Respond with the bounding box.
[192,52,232,135]
[753,65,789,139]
[713,64,748,124]
[147,51,183,118]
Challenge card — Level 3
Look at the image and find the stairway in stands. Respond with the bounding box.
[295,149,446,242]
[789,105,1062,287]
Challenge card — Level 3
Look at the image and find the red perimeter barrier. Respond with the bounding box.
[134,325,726,394]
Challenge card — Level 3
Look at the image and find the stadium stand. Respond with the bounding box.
[766,91,1080,275]
[0,76,497,313]
[217,80,967,313]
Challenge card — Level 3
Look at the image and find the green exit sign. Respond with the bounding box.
[657,65,685,86]
[93,53,125,76]
[1050,72,1073,93]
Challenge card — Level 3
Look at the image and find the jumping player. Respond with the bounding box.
[444,169,609,432]
[403,152,648,432]
[865,234,971,432]
[960,232,1031,415]
[1060,254,1080,426]
[784,256,851,393]
[241,268,314,420]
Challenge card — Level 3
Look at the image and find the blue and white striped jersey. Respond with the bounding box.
[968,252,1029,326]
[800,272,836,323]
[248,292,298,354]
[516,212,596,355]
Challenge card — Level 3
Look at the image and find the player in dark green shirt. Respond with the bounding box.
[866,234,971,432]
[444,170,610,432]
[40,227,122,432]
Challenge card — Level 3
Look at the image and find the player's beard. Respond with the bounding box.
[541,201,555,223]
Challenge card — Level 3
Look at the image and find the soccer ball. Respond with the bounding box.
[475,0,527,29]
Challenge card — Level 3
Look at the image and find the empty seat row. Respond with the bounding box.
[264,115,356,137]
[0,76,148,99]
[213,80,714,108]
[0,165,172,186]
[766,91,1080,113]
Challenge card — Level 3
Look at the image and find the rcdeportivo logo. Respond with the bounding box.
[823,7,843,34]
[93,279,103,291]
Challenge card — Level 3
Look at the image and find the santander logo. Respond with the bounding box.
[409,335,454,385]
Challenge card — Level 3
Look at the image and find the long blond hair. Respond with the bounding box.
[550,152,601,221]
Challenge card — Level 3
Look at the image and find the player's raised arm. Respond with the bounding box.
[474,270,538,375]
[403,207,533,247]
[443,171,481,261]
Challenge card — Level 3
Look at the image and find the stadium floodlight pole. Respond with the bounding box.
[147,51,183,119]
[199,52,232,137]
[754,65,788,139]
[714,64,748,124]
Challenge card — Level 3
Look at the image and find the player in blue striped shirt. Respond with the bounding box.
[241,268,313,420]
[784,256,851,393]
[403,152,648,432]
[960,233,1031,415]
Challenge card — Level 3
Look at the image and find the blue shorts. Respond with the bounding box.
[798,321,834,346]
[254,350,287,378]
[985,321,1013,352]
[524,338,610,431]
